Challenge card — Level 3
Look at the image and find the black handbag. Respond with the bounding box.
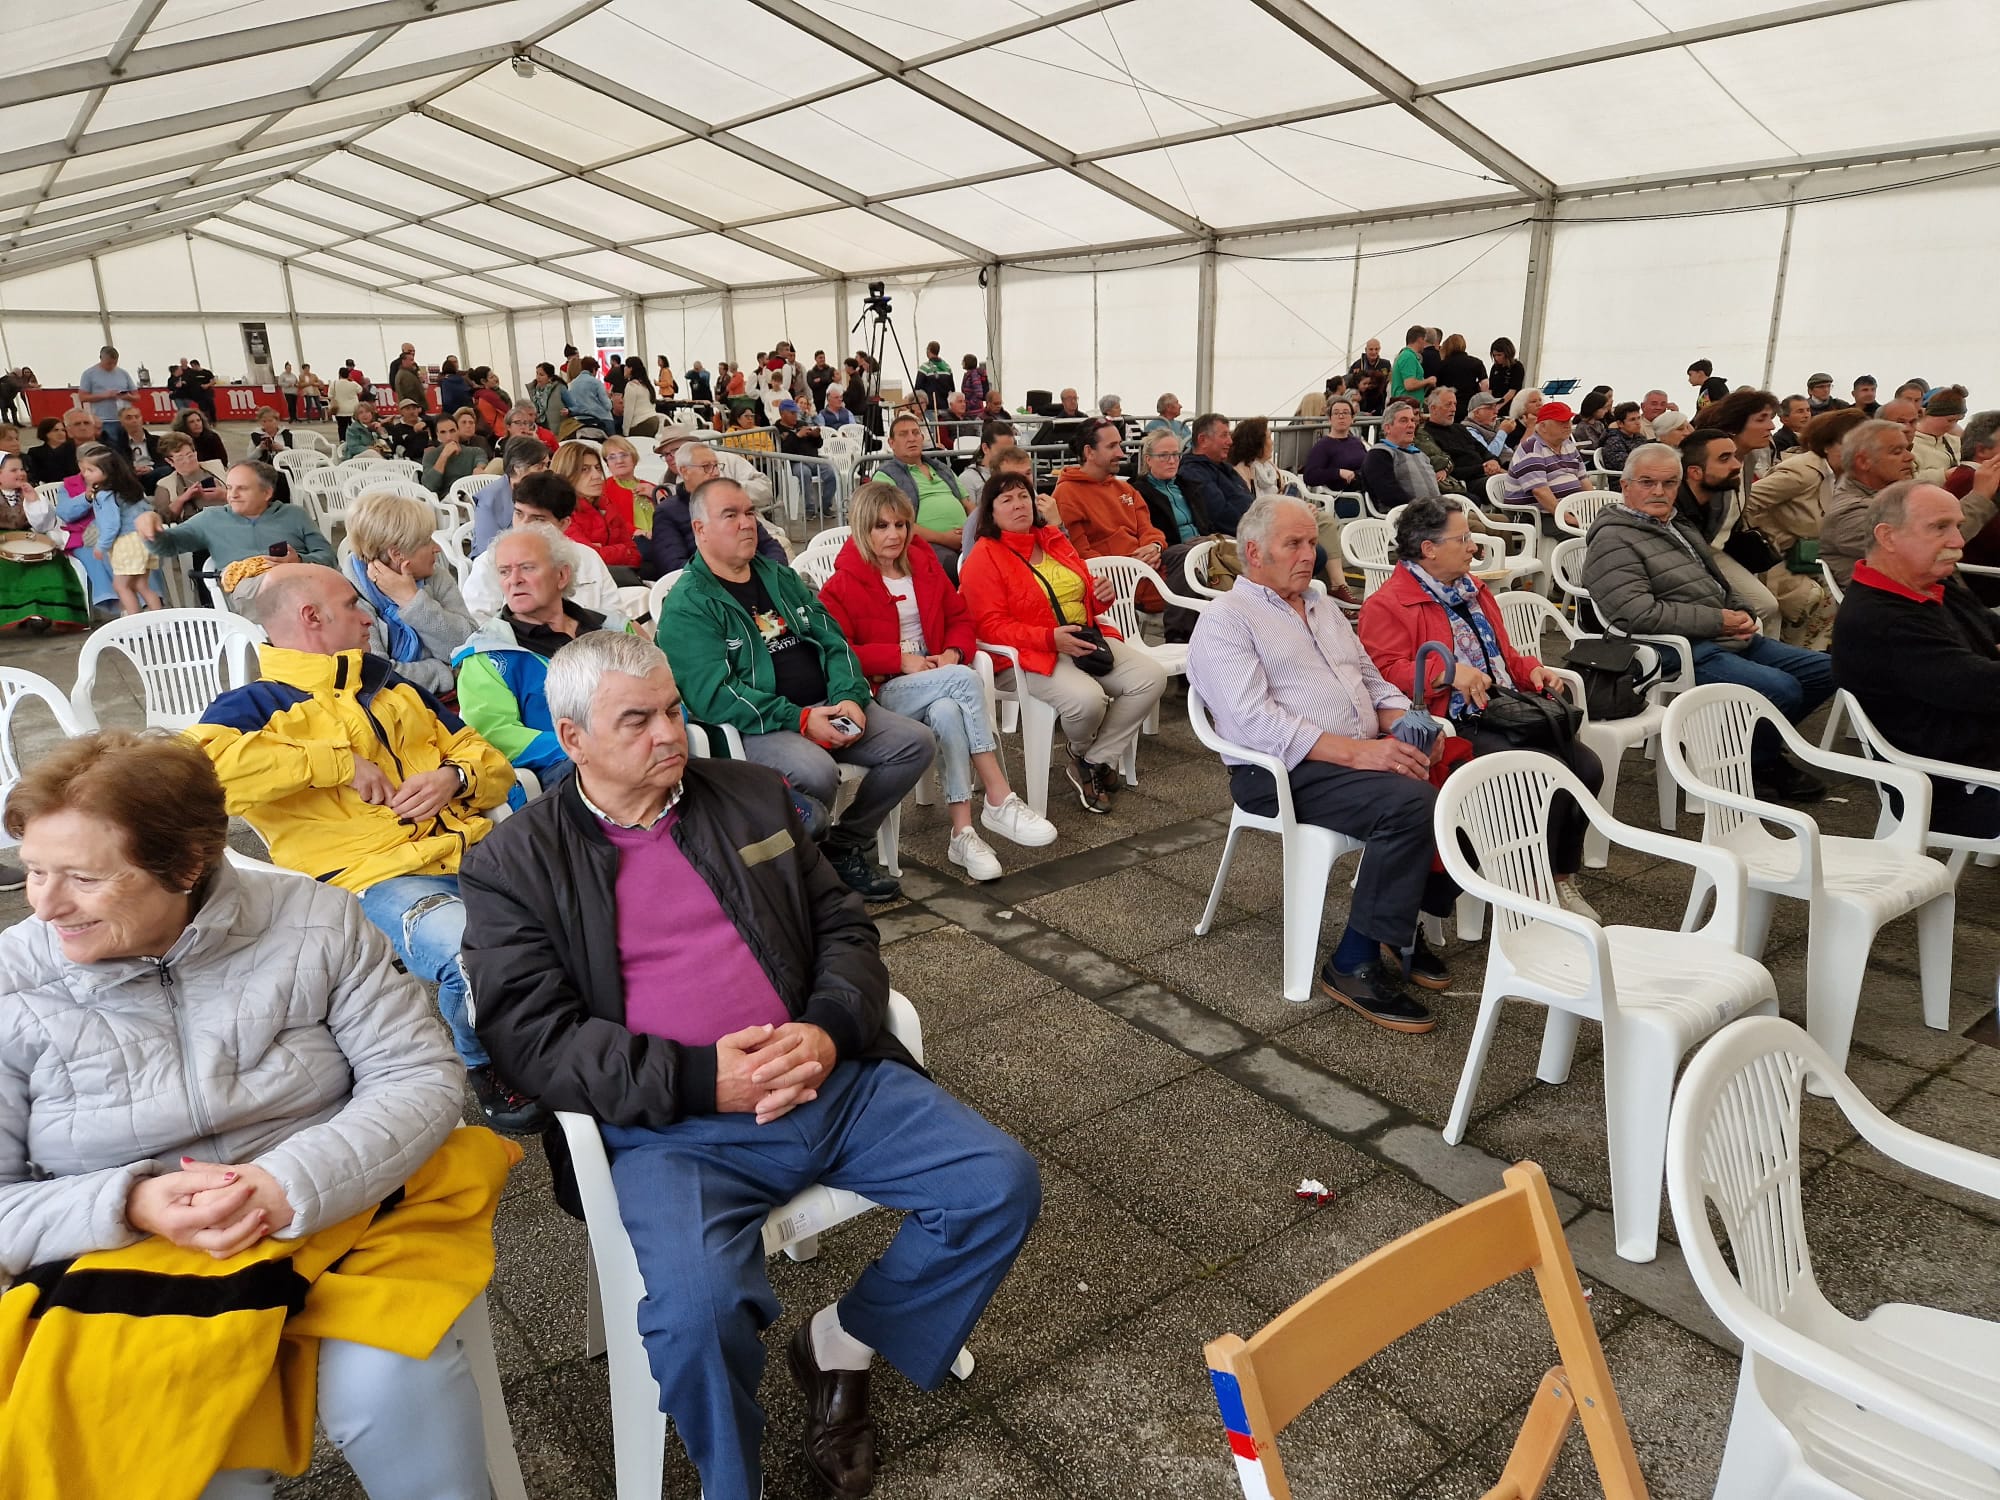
[1437,595,1581,749]
[1016,550,1115,676]
[1723,524,1784,574]
[1564,636,1658,721]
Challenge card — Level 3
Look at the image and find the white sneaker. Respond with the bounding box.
[1554,879,1601,924]
[948,828,1004,881]
[979,792,1058,847]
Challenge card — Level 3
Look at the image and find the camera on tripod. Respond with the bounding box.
[863,280,893,321]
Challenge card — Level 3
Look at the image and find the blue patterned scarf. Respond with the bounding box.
[1407,563,1511,716]
[347,556,423,663]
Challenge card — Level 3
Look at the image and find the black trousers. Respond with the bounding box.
[1457,725,1603,878]
[1229,760,1439,949]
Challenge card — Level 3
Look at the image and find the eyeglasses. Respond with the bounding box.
[681,461,718,474]
[1150,453,1182,464]
[1624,476,1675,491]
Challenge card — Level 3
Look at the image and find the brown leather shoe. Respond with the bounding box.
[787,1324,878,1498]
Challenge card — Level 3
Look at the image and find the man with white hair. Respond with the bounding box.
[654,421,776,509]
[461,470,628,618]
[454,526,630,787]
[1187,495,1450,1033]
[1146,393,1190,443]
[460,631,1038,1500]
[1639,389,1678,439]
[650,441,787,577]
[1818,418,1917,587]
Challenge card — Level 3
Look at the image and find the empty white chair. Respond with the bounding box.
[379,458,425,485]
[444,472,503,533]
[0,668,83,842]
[1188,685,1364,1003]
[69,609,263,732]
[1494,589,1691,865]
[1668,1015,2000,1499]
[1339,518,1397,596]
[557,990,971,1500]
[1662,683,1957,1074]
[1840,690,2000,878]
[1436,748,1777,1263]
[273,448,328,476]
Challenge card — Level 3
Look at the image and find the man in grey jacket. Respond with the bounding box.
[1818,418,1917,587]
[1583,443,1834,801]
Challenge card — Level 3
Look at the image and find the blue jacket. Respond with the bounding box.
[563,375,613,426]
[451,604,627,780]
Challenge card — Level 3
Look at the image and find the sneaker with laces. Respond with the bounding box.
[1064,751,1110,814]
[979,792,1057,847]
[1555,879,1601,924]
[1089,759,1121,799]
[470,1066,550,1134]
[948,828,1004,881]
[829,846,902,901]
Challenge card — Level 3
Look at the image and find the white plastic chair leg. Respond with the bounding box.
[1915,890,1956,1033]
[1421,912,1446,949]
[1803,916,1875,1076]
[1653,743,1678,831]
[460,1292,529,1500]
[1455,891,1486,943]
[1711,1362,1818,1500]
[1195,826,1247,935]
[950,1347,975,1381]
[1536,1009,1583,1085]
[1443,992,1507,1144]
[785,1233,821,1263]
[1603,1050,1678,1263]
[584,1254,607,1360]
[876,807,901,878]
[1583,751,1626,869]
[1818,693,1848,751]
[1020,703,1054,817]
[1279,829,1341,1002]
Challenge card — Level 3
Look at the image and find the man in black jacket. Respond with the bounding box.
[1831,480,2000,837]
[1414,388,1504,494]
[1178,412,1253,535]
[459,632,1039,1500]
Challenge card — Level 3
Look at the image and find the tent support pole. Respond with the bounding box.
[1518,198,1556,377]
[280,261,304,376]
[1762,192,1797,389]
[983,264,1001,397]
[1195,243,1217,414]
[1344,226,1364,362]
[89,255,112,346]
[720,289,737,368]
[505,309,521,394]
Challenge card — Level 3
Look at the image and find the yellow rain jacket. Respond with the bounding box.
[189,645,515,892]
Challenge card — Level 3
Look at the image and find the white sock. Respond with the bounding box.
[810,1303,874,1372]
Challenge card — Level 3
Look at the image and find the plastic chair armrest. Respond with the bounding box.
[884,989,925,1063]
[1620,632,1696,695]
[1580,801,1754,946]
[1839,1100,2000,1202]
[1855,735,2000,795]
[1435,833,1612,989]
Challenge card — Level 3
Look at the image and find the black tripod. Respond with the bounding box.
[851,287,932,445]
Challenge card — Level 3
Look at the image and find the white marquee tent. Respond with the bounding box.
[5,0,1999,417]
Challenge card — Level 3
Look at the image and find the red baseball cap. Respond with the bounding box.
[1536,401,1575,423]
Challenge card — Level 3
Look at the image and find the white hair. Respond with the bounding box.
[1098,394,1121,415]
[495,521,579,584]
[544,631,671,729]
[1619,442,1683,483]
[1236,494,1316,556]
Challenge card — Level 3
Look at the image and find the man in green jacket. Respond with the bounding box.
[658,477,935,899]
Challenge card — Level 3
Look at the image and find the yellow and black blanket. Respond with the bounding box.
[0,1127,520,1499]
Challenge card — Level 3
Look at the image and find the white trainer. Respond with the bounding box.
[979,792,1058,847]
[949,828,1004,881]
[1555,879,1601,925]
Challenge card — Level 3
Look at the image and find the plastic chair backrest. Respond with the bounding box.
[1661,683,1767,843]
[348,476,433,506]
[1495,590,1575,657]
[1486,472,1510,506]
[1818,558,1844,605]
[70,609,262,731]
[1183,538,1221,597]
[0,667,82,803]
[802,524,851,557]
[1436,751,1570,941]
[1555,491,1614,536]
[793,551,836,592]
[1085,555,1147,643]
[647,570,682,622]
[1547,537,1589,598]
[435,523,473,585]
[1206,1161,1646,1500]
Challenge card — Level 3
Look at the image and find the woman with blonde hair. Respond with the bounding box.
[344,489,478,695]
[549,441,641,582]
[819,480,1055,877]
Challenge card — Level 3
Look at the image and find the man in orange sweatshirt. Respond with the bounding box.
[1055,418,1165,566]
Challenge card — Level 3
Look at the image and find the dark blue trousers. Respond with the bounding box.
[602,1058,1040,1500]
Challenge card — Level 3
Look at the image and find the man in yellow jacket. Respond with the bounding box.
[189,562,547,1132]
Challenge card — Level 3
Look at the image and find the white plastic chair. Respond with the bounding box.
[800,524,850,561]
[344,474,433,506]
[1183,537,1224,599]
[1661,683,1957,1075]
[1840,690,2000,879]
[792,549,837,591]
[1485,471,1554,561]
[1546,536,1593,619]
[1553,490,1616,537]
[1494,589,1691,866]
[1436,749,1778,1263]
[69,609,263,731]
[273,448,328,476]
[1339,518,1397,596]
[645,570,682,623]
[379,458,424,484]
[1085,553,1205,737]
[556,990,971,1500]
[433,523,473,588]
[979,638,1061,817]
[1667,1015,2000,1498]
[0,668,83,845]
[1815,562,1852,748]
[1187,685,1364,1003]
[445,472,503,533]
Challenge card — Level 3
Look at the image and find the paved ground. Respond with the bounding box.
[6,484,1997,1498]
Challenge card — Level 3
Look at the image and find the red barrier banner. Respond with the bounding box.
[25,385,288,426]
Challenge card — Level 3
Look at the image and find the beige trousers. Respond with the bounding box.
[1014,639,1169,771]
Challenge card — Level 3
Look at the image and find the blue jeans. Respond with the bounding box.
[874,664,995,806]
[602,1059,1040,1500]
[356,875,485,1069]
[1688,635,1835,764]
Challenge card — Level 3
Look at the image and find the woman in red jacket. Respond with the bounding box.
[958,471,1168,815]
[1357,495,1604,915]
[551,441,641,583]
[819,480,1056,879]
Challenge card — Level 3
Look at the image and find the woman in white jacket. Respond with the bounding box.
[0,731,504,1500]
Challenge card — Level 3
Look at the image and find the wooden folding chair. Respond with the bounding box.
[1204,1161,1647,1500]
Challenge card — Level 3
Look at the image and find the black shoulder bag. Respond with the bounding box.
[1563,636,1658,721]
[1438,595,1582,749]
[1015,549,1114,676]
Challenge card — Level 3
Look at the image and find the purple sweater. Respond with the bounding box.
[602,812,789,1047]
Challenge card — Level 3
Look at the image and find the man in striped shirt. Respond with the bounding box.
[1187,495,1452,1034]
[1504,400,1592,534]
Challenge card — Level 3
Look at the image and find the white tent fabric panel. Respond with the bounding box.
[729,82,1038,196]
[203,321,261,385]
[507,181,694,241]
[1212,248,1356,419]
[598,143,839,224]
[0,260,97,314]
[98,241,200,314]
[300,155,469,221]
[363,116,549,198]
[1348,218,1534,378]
[894,173,1175,256]
[4,1,132,77]
[108,319,215,374]
[889,275,987,380]
[463,316,509,381]
[751,210,951,274]
[553,252,698,297]
[91,41,359,137]
[634,236,805,287]
[379,225,512,273]
[731,287,837,374]
[436,206,592,260]
[286,267,429,319]
[1538,200,1788,411]
[439,65,679,168]
[1092,261,1199,417]
[260,181,405,236]
[0,320,109,386]
[491,265,618,304]
[1000,273,1095,406]
[512,309,570,385]
[300,323,391,382]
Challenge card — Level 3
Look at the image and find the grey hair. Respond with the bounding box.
[494,521,579,582]
[508,401,537,421]
[1237,494,1316,557]
[545,630,672,730]
[1965,409,2000,459]
[501,435,548,475]
[1620,442,1684,483]
[1864,477,1926,535]
[1507,388,1543,421]
[1155,392,1178,415]
[688,474,743,522]
[1841,418,1904,472]
[1393,495,1466,562]
[1139,426,1182,462]
[1097,394,1121,415]
[1425,386,1456,411]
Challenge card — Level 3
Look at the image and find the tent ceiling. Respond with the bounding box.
[0,0,1990,301]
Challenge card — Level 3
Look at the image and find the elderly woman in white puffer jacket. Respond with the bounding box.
[0,730,510,1500]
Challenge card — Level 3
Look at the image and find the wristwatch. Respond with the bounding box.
[447,761,469,799]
